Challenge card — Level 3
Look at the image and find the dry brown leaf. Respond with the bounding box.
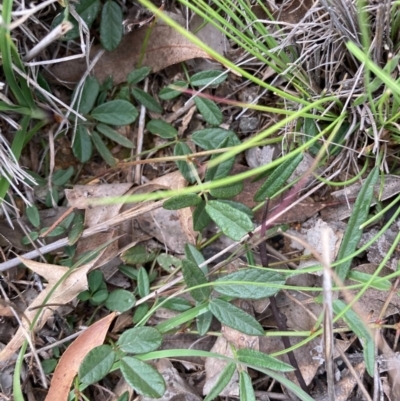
[0,255,103,362]
[48,17,211,86]
[66,183,132,264]
[134,171,197,252]
[45,312,116,401]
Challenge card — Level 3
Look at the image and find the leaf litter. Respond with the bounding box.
[2,0,400,400]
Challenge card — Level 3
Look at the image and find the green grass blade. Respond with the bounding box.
[335,167,379,281]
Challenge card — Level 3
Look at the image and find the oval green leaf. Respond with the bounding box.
[209,298,264,335]
[194,96,223,126]
[100,0,123,51]
[91,100,138,125]
[127,67,151,85]
[205,200,253,241]
[192,200,212,232]
[146,119,178,138]
[182,259,211,303]
[105,289,135,312]
[120,356,166,398]
[92,130,117,166]
[96,123,134,148]
[79,344,116,385]
[26,205,40,228]
[174,142,196,184]
[190,70,227,87]
[239,371,256,401]
[132,88,163,113]
[163,194,202,210]
[118,327,162,354]
[192,128,240,150]
[210,181,244,199]
[214,269,285,299]
[237,348,294,372]
[254,153,303,202]
[159,80,188,100]
[137,267,150,298]
[73,125,93,163]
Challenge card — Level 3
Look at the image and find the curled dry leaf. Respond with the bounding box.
[48,15,211,86]
[45,312,116,401]
[0,255,103,363]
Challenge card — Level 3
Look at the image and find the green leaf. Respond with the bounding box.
[196,310,213,336]
[254,153,303,202]
[21,231,39,245]
[132,88,163,113]
[79,345,116,385]
[42,359,57,374]
[348,271,391,291]
[121,356,166,398]
[45,226,66,237]
[53,167,74,186]
[159,297,193,312]
[73,125,93,163]
[210,181,244,199]
[127,67,151,85]
[236,348,294,372]
[105,289,135,312]
[174,142,196,184]
[76,76,99,114]
[26,205,40,228]
[193,200,212,231]
[96,123,135,148]
[190,70,227,87]
[194,97,223,126]
[218,200,253,219]
[53,0,101,41]
[137,267,150,298]
[68,213,84,245]
[205,200,253,241]
[45,187,59,207]
[91,100,138,125]
[239,371,256,401]
[88,270,104,292]
[133,303,150,324]
[192,128,240,150]
[303,119,320,156]
[100,0,123,51]
[146,119,178,139]
[121,245,156,265]
[333,300,374,375]
[184,244,207,274]
[118,327,162,354]
[204,362,236,401]
[163,194,202,210]
[182,259,211,303]
[205,137,235,181]
[335,167,379,280]
[91,289,108,305]
[159,81,188,100]
[92,130,117,166]
[214,269,285,299]
[209,298,264,335]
